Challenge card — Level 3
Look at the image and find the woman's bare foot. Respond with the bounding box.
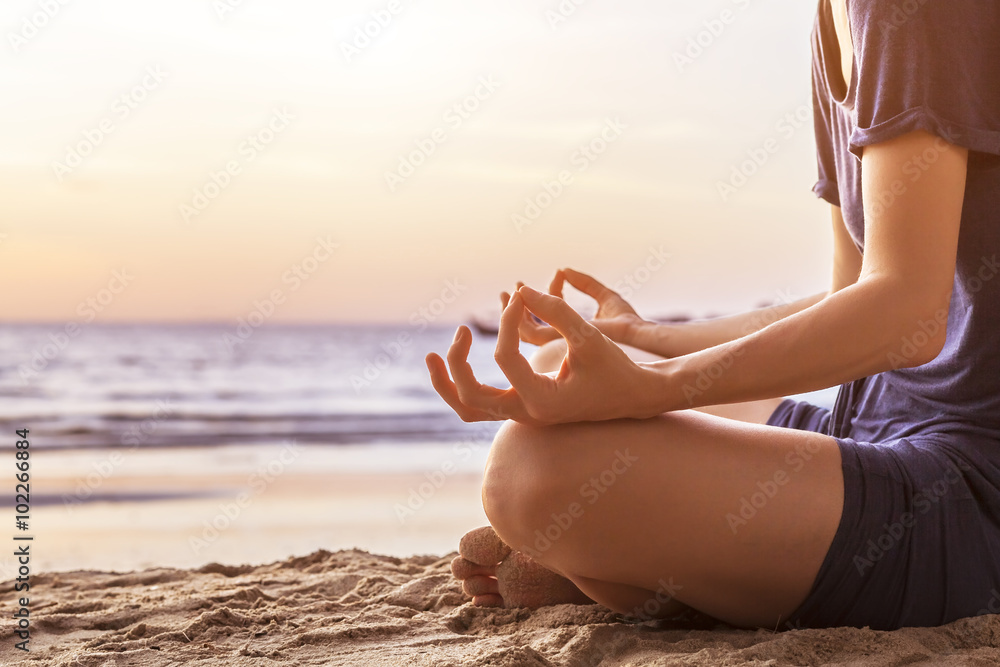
[450,526,594,608]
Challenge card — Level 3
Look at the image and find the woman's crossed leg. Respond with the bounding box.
[454,339,843,629]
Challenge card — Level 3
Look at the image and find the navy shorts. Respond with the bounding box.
[767,399,1000,630]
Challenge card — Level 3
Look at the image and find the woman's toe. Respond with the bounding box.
[472,593,504,608]
[459,526,512,566]
[451,555,495,580]
[462,575,500,597]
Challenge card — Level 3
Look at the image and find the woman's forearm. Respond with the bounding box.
[624,292,827,358]
[640,277,950,414]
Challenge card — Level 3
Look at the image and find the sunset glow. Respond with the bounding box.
[1,0,830,324]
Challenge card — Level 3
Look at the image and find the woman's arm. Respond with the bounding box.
[428,131,968,425]
[641,130,967,414]
[508,203,862,359]
[627,295,823,358]
[625,206,864,358]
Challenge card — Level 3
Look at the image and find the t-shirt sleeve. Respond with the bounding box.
[811,34,840,206]
[847,0,1000,159]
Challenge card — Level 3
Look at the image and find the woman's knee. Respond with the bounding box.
[528,338,568,373]
[482,418,652,556]
[482,420,571,549]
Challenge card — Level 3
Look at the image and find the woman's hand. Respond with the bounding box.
[501,268,649,347]
[426,285,663,425]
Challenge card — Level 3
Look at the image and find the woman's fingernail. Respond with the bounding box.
[454,328,462,343]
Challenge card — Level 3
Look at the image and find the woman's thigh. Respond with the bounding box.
[482,410,844,628]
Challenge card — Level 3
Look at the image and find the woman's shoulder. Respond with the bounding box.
[845,0,1000,158]
[848,0,999,42]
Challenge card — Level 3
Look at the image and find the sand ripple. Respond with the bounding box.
[2,549,999,666]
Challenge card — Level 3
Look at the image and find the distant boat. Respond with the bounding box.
[470,316,499,336]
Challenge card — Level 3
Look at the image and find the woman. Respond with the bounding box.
[426,0,1000,630]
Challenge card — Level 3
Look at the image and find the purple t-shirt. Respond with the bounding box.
[811,0,1000,444]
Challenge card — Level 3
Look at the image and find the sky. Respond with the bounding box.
[0,0,833,324]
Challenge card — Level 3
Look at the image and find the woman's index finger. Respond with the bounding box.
[494,292,541,393]
[562,268,615,300]
[518,285,598,350]
[548,270,566,298]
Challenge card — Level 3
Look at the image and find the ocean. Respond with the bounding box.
[0,321,838,454]
[0,323,506,451]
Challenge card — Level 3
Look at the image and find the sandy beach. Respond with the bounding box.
[4,548,1000,666]
[1,444,998,665]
